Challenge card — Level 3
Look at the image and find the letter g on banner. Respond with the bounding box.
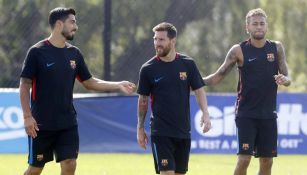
[194,106,224,137]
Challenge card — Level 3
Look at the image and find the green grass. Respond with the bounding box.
[0,154,306,175]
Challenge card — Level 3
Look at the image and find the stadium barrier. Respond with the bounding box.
[0,89,306,154]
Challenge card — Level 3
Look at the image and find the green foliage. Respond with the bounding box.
[0,0,306,92]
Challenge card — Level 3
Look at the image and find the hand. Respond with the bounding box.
[137,127,148,150]
[200,112,211,133]
[119,81,136,94]
[274,74,290,86]
[24,116,39,138]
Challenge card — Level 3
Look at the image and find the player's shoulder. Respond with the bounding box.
[177,53,195,63]
[267,39,283,47]
[27,40,48,55]
[141,56,159,68]
[30,39,49,50]
[226,44,242,57]
[65,42,79,50]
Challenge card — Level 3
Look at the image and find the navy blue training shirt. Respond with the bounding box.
[236,39,278,119]
[137,53,205,139]
[21,39,92,130]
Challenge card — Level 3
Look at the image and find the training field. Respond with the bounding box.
[0,154,306,175]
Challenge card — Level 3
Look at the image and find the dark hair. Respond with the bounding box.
[152,22,177,39]
[49,7,76,29]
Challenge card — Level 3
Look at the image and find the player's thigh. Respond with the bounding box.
[174,138,190,174]
[235,117,257,155]
[28,130,57,167]
[54,125,79,162]
[151,136,176,174]
[255,119,277,157]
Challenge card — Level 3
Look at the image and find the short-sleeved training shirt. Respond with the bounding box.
[137,53,205,138]
[236,39,278,119]
[20,39,92,130]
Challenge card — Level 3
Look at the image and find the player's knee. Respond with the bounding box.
[24,166,43,175]
[259,158,273,167]
[237,155,251,167]
[61,159,77,172]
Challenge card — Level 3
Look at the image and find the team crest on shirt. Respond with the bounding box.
[70,60,76,69]
[161,159,168,166]
[267,53,275,62]
[179,72,187,80]
[242,143,249,150]
[37,154,44,161]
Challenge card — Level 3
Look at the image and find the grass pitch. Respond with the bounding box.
[0,154,306,175]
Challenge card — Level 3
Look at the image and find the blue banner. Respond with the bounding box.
[0,90,27,153]
[1,91,307,154]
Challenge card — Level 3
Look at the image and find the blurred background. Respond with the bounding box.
[1,0,306,92]
[1,1,307,174]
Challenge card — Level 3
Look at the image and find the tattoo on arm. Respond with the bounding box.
[276,42,289,76]
[204,46,237,85]
[218,48,237,76]
[137,95,148,129]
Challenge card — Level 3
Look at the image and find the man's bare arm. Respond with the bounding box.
[194,88,211,133]
[137,95,148,129]
[19,77,39,138]
[275,41,291,86]
[203,45,240,85]
[19,78,32,118]
[81,77,136,94]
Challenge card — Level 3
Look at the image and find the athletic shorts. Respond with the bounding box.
[235,117,277,157]
[151,136,191,174]
[27,125,79,167]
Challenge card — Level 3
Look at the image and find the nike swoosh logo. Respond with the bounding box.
[46,62,55,67]
[248,58,257,62]
[154,77,164,83]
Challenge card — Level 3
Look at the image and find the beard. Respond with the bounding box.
[251,31,266,40]
[61,28,75,40]
[155,43,171,57]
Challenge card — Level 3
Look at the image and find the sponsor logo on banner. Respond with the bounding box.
[192,103,307,152]
[0,106,26,141]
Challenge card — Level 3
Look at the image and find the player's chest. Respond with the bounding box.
[37,51,78,76]
[150,64,189,88]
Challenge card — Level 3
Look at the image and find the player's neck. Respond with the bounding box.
[250,38,266,48]
[159,49,176,62]
[48,33,67,48]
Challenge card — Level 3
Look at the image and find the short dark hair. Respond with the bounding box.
[246,8,267,25]
[152,22,177,39]
[49,7,76,29]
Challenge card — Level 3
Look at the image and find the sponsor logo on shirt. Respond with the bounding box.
[179,72,187,80]
[70,60,76,69]
[248,58,257,62]
[154,77,164,83]
[267,53,275,62]
[46,62,55,67]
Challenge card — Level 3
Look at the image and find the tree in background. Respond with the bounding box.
[0,0,306,92]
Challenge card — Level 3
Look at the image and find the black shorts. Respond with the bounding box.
[151,136,191,174]
[27,126,79,167]
[235,117,277,157]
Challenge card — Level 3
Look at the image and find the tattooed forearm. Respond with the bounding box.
[276,42,289,76]
[217,49,237,76]
[137,95,148,129]
[204,45,238,85]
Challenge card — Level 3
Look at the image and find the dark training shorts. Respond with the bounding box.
[27,126,79,167]
[235,117,277,157]
[151,136,191,174]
